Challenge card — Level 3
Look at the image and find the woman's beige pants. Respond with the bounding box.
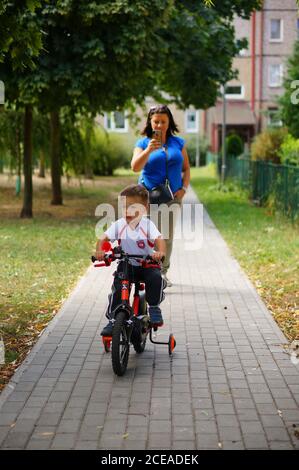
[153,198,182,275]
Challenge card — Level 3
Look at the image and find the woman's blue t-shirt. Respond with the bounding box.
[135,135,185,194]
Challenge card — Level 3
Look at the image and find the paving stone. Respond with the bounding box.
[243,434,268,449]
[0,426,10,446]
[216,415,239,427]
[26,439,52,450]
[51,433,77,449]
[31,426,56,440]
[195,420,218,434]
[252,394,275,404]
[103,420,126,434]
[264,427,291,441]
[148,433,171,448]
[218,426,242,441]
[10,419,36,433]
[2,431,31,449]
[237,409,260,421]
[172,441,196,450]
[173,427,195,441]
[77,424,102,441]
[215,404,235,415]
[128,415,149,427]
[269,441,294,450]
[37,412,62,426]
[240,421,264,434]
[274,398,299,409]
[18,407,42,420]
[196,434,220,450]
[149,420,172,433]
[57,419,81,434]
[260,414,285,427]
[0,413,19,426]
[74,441,98,450]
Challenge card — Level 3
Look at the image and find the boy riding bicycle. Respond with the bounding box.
[95,184,167,336]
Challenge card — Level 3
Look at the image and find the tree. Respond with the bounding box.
[280,40,299,139]
[0,109,23,175]
[0,0,43,217]
[22,0,175,205]
[251,128,287,164]
[32,111,50,178]
[0,0,42,68]
[225,133,244,157]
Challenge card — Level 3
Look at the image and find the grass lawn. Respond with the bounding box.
[191,165,299,342]
[0,171,136,391]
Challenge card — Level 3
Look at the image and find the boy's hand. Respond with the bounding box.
[95,250,105,261]
[151,251,165,262]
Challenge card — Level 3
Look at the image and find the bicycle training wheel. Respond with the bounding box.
[111,310,130,376]
[168,334,176,356]
[132,319,148,354]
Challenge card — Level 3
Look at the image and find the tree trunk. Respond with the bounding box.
[84,123,94,179]
[20,106,33,218]
[38,150,45,178]
[15,126,22,196]
[50,110,63,205]
[16,126,21,178]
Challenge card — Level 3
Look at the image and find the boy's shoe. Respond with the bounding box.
[162,273,172,288]
[149,306,164,326]
[101,320,114,336]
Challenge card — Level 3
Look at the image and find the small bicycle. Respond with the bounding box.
[91,244,176,376]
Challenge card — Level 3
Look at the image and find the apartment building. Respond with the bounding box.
[206,0,298,152]
[97,1,298,154]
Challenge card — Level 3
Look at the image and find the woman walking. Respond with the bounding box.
[131,104,190,287]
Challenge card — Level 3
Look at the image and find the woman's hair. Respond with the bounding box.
[141,104,179,139]
[120,184,149,204]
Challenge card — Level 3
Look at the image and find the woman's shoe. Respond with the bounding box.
[162,273,172,287]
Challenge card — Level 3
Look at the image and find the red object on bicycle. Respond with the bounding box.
[101,240,113,252]
[121,280,130,301]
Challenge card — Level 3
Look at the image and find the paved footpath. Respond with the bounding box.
[0,188,299,450]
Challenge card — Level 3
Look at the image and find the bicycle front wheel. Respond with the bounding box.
[111,310,130,376]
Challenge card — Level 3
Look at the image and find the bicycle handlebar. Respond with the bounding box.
[91,250,165,267]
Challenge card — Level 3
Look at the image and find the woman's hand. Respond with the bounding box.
[147,138,162,153]
[174,188,186,201]
[151,251,166,262]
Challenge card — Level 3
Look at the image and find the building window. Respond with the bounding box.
[104,111,128,132]
[225,85,245,99]
[270,19,283,42]
[268,64,283,87]
[185,110,199,133]
[267,107,282,127]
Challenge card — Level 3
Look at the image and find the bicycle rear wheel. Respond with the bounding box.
[111,310,130,376]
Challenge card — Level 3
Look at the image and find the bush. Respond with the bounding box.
[278,134,299,167]
[60,115,133,177]
[91,128,131,176]
[225,133,244,157]
[251,127,287,163]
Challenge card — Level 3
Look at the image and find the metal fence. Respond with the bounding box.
[217,156,299,221]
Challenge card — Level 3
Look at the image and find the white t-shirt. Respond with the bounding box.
[105,216,161,266]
